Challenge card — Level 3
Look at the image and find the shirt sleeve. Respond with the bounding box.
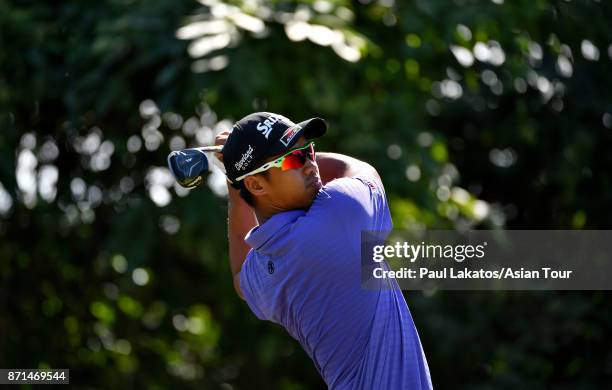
[238,250,267,320]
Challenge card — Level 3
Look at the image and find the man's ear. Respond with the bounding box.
[244,175,267,197]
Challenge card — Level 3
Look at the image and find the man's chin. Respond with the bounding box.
[298,189,318,210]
[307,178,323,191]
[307,181,322,197]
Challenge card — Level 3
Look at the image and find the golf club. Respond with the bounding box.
[167,145,223,189]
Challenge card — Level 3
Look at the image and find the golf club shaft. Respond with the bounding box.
[190,145,223,153]
[184,145,225,174]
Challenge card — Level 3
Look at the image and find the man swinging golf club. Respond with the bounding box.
[214,112,432,389]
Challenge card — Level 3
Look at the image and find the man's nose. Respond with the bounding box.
[302,157,317,175]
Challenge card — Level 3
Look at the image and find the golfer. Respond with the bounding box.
[216,112,432,389]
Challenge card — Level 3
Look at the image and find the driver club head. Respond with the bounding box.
[167,149,210,189]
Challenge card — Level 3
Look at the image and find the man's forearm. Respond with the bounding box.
[316,152,380,184]
[227,185,257,276]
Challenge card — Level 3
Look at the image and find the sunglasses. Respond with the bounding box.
[234,142,316,182]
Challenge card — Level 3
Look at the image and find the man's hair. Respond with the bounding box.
[237,171,268,207]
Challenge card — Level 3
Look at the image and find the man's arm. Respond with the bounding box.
[227,184,257,299]
[215,130,257,299]
[316,152,381,185]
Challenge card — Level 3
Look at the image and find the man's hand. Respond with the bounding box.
[214,130,231,163]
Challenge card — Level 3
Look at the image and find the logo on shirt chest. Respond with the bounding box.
[267,260,275,274]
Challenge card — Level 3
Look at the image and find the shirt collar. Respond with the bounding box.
[245,209,306,251]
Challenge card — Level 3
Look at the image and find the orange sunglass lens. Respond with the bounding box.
[280,153,304,170]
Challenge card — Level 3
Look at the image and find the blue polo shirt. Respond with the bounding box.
[239,176,432,389]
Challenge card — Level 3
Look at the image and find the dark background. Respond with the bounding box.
[1,0,611,388]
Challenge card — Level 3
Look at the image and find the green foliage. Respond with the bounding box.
[1,0,612,388]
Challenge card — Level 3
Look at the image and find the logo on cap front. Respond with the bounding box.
[256,115,280,139]
[279,125,302,147]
